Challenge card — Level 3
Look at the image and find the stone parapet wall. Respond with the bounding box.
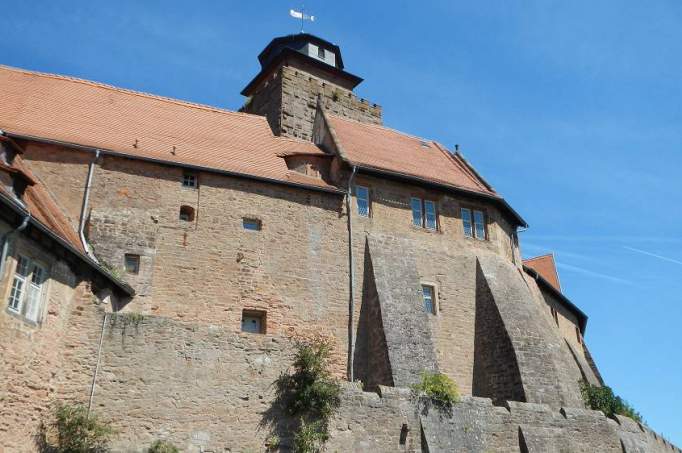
[328,384,680,453]
[242,65,382,140]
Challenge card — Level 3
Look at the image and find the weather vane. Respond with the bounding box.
[289,2,315,33]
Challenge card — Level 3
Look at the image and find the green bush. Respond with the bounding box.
[274,340,341,453]
[412,371,460,407]
[275,340,341,421]
[49,403,115,452]
[579,380,642,422]
[147,440,179,453]
[293,419,328,453]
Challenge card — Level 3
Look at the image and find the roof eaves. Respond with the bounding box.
[242,48,363,96]
[523,264,587,333]
[0,190,134,296]
[5,131,345,196]
[353,163,527,227]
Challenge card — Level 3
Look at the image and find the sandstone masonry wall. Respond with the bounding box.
[242,65,382,140]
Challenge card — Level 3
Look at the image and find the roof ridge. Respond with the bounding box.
[0,64,266,124]
[431,142,494,194]
[523,253,555,262]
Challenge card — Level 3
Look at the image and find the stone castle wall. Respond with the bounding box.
[6,141,669,451]
[241,65,382,140]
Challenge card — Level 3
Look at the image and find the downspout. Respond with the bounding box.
[79,150,100,261]
[346,165,358,382]
[0,208,31,280]
[87,312,107,416]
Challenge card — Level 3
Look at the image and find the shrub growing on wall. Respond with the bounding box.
[412,371,460,409]
[274,340,341,453]
[45,403,115,452]
[579,380,642,422]
[147,439,179,453]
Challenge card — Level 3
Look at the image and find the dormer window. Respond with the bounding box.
[317,47,325,59]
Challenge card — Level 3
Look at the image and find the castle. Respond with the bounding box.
[0,33,678,452]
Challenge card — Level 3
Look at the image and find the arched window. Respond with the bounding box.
[179,205,195,222]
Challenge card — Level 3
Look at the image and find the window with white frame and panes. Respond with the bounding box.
[461,207,487,240]
[421,284,436,314]
[411,198,437,230]
[355,185,370,217]
[6,255,48,323]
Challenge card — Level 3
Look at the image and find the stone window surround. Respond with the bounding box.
[179,205,195,222]
[420,281,439,315]
[241,309,267,334]
[1,246,50,327]
[124,254,140,275]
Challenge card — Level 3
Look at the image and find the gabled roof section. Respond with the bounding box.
[326,114,495,195]
[0,65,339,193]
[523,254,561,292]
[522,253,587,333]
[323,113,527,226]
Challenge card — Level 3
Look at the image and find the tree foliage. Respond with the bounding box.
[274,340,341,453]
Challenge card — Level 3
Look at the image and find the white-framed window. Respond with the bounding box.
[461,208,473,238]
[462,207,487,240]
[421,284,436,315]
[6,255,47,323]
[317,47,325,59]
[411,198,438,230]
[182,172,197,188]
[355,185,370,217]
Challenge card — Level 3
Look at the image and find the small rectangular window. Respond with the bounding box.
[424,200,437,230]
[243,218,262,231]
[318,47,325,59]
[422,285,436,315]
[6,255,47,323]
[422,285,436,314]
[241,309,266,334]
[461,208,473,238]
[411,197,423,227]
[473,210,487,240]
[124,254,140,274]
[355,186,370,217]
[576,327,582,345]
[550,307,559,326]
[182,172,197,188]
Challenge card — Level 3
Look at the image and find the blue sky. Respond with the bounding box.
[2,0,681,443]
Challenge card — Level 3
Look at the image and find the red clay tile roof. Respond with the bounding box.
[523,254,561,292]
[325,114,497,197]
[0,65,336,192]
[1,154,85,254]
